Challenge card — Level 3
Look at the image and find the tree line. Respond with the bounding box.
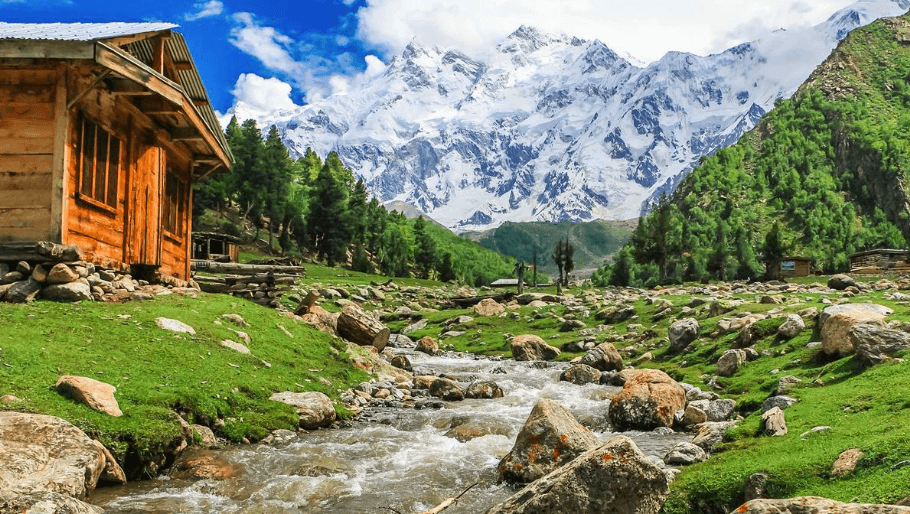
[194,117,516,285]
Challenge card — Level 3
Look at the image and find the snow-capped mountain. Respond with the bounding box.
[229,0,910,231]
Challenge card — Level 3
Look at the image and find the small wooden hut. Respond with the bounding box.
[766,256,812,280]
[192,231,241,262]
[0,22,232,281]
[849,249,910,274]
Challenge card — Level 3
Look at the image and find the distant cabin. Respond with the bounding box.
[766,257,812,280]
[849,249,910,274]
[0,23,232,281]
[491,278,526,288]
[192,232,241,263]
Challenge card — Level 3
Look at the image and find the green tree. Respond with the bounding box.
[439,253,456,282]
[608,247,633,286]
[309,152,350,266]
[413,216,436,279]
[261,125,291,251]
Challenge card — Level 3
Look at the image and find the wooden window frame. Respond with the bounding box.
[162,167,185,241]
[74,112,121,214]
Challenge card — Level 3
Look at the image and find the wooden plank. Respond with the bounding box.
[0,188,50,209]
[0,137,54,154]
[0,154,54,173]
[0,41,94,60]
[0,69,57,86]
[94,43,183,106]
[0,170,52,190]
[0,85,55,104]
[0,103,55,120]
[0,119,55,139]
[0,207,51,229]
[51,67,67,245]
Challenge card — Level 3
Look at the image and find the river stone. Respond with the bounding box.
[92,440,127,485]
[46,263,80,284]
[682,404,708,426]
[42,281,93,302]
[579,342,624,371]
[777,314,806,339]
[731,496,910,513]
[56,375,122,417]
[510,334,560,361]
[497,399,600,484]
[5,278,41,303]
[191,424,219,448]
[390,354,413,372]
[669,318,700,351]
[415,336,441,355]
[387,333,415,348]
[474,298,505,316]
[445,417,512,442]
[689,398,736,422]
[429,377,464,401]
[486,436,670,514]
[0,491,104,514]
[692,421,738,451]
[852,324,910,365]
[155,317,197,335]
[664,442,708,465]
[609,369,686,431]
[269,391,337,429]
[0,412,105,499]
[559,363,602,385]
[170,449,242,480]
[465,380,504,399]
[717,349,747,377]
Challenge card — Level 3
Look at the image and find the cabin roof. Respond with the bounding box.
[0,22,232,177]
[0,22,177,41]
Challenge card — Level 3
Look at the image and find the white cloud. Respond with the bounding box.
[184,0,224,21]
[355,0,856,63]
[230,12,307,80]
[229,73,302,119]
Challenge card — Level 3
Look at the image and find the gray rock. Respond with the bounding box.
[743,473,768,502]
[717,349,747,377]
[511,334,561,361]
[682,405,707,426]
[386,333,415,348]
[777,314,806,339]
[664,442,708,465]
[390,354,413,372]
[5,279,41,303]
[775,375,802,395]
[669,318,700,351]
[486,436,670,514]
[761,395,798,414]
[609,369,686,431]
[0,491,104,514]
[828,274,858,290]
[596,305,636,324]
[465,380,504,399]
[559,364,602,385]
[689,398,736,422]
[43,281,93,302]
[403,318,428,334]
[761,406,787,436]
[497,399,600,484]
[428,377,464,401]
[220,340,251,354]
[852,324,910,365]
[155,317,196,335]
[692,421,738,451]
[579,342,624,371]
[1,271,25,285]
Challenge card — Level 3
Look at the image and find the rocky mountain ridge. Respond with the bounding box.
[229,1,910,231]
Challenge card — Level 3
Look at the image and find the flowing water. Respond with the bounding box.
[91,349,689,513]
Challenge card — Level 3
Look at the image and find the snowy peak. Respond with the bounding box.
[233,0,910,232]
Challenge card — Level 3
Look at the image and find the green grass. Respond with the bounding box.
[0,293,369,468]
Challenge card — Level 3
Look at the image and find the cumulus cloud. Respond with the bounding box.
[230,12,307,80]
[184,0,224,21]
[355,0,855,63]
[232,73,301,111]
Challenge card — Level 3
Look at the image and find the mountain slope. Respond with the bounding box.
[230,0,910,231]
[605,10,910,284]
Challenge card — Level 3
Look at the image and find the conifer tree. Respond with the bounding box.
[608,247,633,286]
[413,216,436,279]
[262,125,291,251]
[309,152,350,266]
[439,253,456,282]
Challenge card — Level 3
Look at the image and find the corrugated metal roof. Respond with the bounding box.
[0,22,176,41]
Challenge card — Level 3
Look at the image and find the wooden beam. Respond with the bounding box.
[173,61,193,71]
[107,78,153,96]
[171,128,204,141]
[0,40,94,60]
[105,29,173,48]
[152,36,165,75]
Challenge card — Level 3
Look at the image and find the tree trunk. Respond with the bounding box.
[337,304,390,351]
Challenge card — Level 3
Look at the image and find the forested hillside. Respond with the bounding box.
[594,12,910,287]
[193,119,515,286]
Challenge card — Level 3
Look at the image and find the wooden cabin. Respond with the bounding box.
[0,23,232,281]
[849,249,910,274]
[192,231,241,262]
[766,256,812,280]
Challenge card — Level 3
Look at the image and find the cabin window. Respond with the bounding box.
[163,168,184,237]
[76,113,120,209]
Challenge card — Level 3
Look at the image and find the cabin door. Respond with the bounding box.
[126,144,162,266]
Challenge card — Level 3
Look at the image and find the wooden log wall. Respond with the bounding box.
[0,68,58,242]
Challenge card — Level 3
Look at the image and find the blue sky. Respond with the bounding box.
[0,0,857,116]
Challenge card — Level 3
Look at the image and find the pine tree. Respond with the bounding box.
[552,239,565,286]
[439,253,456,282]
[608,247,633,286]
[563,238,575,286]
[413,216,436,279]
[233,119,267,235]
[262,125,291,251]
[309,152,350,266]
[346,178,369,243]
[630,193,675,282]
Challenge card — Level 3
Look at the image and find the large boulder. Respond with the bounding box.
[269,391,336,429]
[580,342,624,371]
[716,349,747,377]
[465,380,504,399]
[691,421,738,451]
[664,442,708,465]
[56,375,122,417]
[0,412,106,499]
[5,278,41,303]
[415,336,441,355]
[828,274,858,290]
[474,298,505,316]
[46,263,80,284]
[169,449,242,480]
[486,436,670,514]
[731,497,910,513]
[852,324,910,365]
[428,377,465,401]
[497,399,600,484]
[777,314,806,339]
[596,305,636,324]
[0,491,104,514]
[510,335,560,361]
[688,399,736,422]
[669,318,700,351]
[43,281,93,302]
[609,369,686,431]
[820,304,891,357]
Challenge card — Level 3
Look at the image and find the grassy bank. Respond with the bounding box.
[0,291,369,472]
